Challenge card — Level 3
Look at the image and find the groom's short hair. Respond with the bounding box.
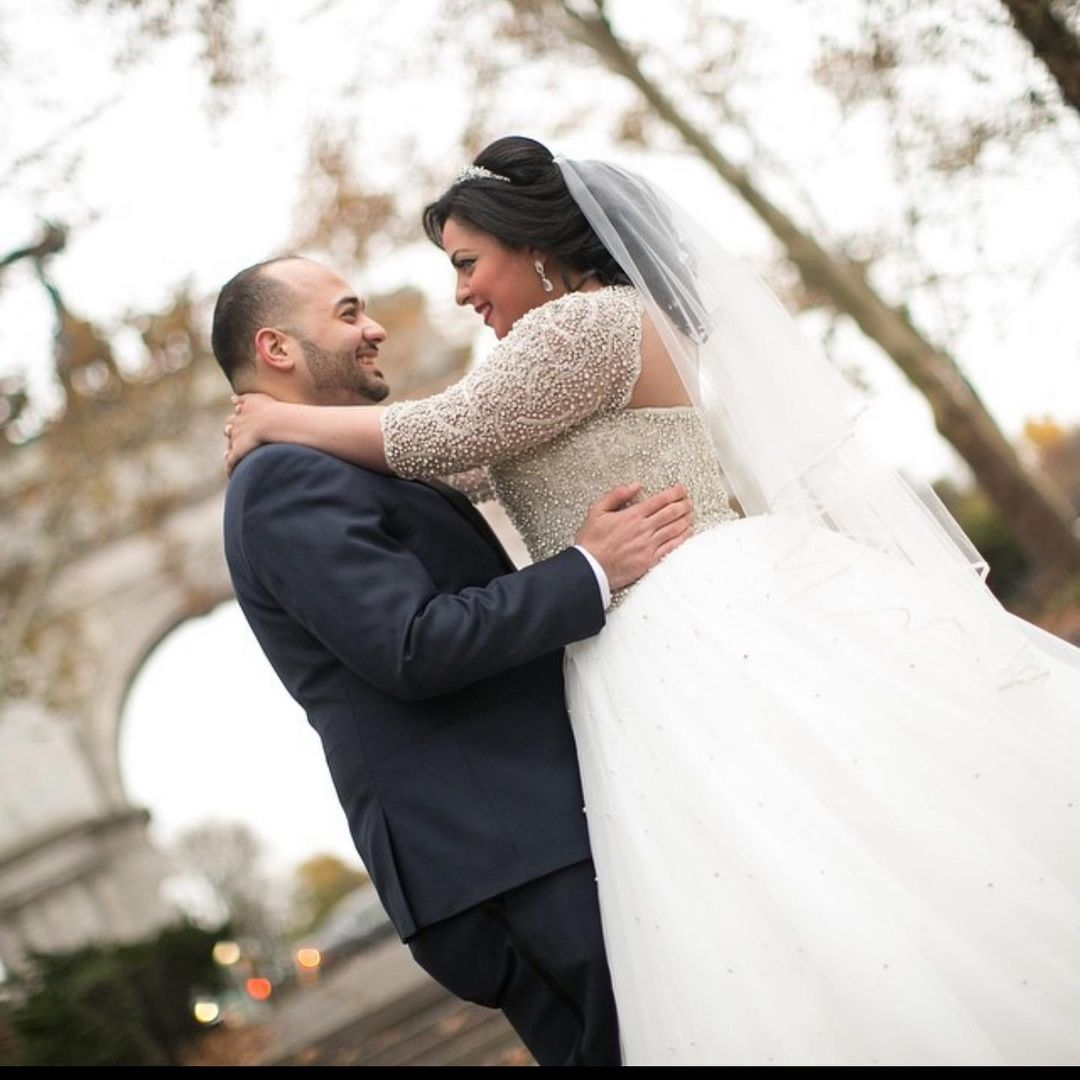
[211,255,302,387]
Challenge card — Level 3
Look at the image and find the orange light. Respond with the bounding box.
[245,977,272,1001]
[295,947,322,969]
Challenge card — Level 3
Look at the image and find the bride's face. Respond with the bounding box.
[442,217,555,339]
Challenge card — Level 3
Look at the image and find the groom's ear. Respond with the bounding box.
[253,327,295,374]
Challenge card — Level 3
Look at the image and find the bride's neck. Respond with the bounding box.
[562,267,602,294]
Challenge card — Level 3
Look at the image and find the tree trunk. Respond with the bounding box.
[1001,0,1080,116]
[542,0,1080,591]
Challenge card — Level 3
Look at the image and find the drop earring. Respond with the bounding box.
[533,259,555,293]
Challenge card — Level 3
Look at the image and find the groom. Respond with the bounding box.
[213,256,692,1066]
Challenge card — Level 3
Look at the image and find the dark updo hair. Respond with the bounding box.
[422,136,631,288]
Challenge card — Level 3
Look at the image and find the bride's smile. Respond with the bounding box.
[443,216,560,339]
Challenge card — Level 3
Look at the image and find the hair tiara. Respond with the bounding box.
[456,164,511,184]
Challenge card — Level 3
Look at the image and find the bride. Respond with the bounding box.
[225,136,1080,1065]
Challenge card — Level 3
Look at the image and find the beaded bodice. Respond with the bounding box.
[488,408,734,564]
[382,286,738,564]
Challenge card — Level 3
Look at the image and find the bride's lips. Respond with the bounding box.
[476,303,492,326]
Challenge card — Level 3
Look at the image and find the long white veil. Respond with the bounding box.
[556,155,1080,679]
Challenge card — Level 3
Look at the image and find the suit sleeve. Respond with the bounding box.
[234,446,605,702]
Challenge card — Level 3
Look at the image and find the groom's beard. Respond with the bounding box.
[297,334,390,403]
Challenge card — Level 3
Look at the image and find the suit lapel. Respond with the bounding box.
[416,478,517,573]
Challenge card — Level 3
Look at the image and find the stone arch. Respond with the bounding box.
[0,486,232,975]
[0,286,470,975]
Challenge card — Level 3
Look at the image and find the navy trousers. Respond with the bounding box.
[406,860,621,1066]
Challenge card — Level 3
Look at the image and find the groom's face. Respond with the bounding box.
[268,260,390,406]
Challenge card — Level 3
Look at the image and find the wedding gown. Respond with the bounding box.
[382,285,1080,1065]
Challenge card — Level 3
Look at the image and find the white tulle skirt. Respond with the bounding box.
[564,516,1080,1066]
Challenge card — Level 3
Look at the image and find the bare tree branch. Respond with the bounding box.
[1001,0,1080,115]
[527,0,1080,590]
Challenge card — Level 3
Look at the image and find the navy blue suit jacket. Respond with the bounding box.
[223,444,605,939]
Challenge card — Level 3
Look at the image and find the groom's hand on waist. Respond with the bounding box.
[574,483,693,593]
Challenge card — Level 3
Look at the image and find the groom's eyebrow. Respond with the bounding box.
[334,295,365,313]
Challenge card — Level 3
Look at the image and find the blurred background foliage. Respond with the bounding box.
[0,920,230,1066]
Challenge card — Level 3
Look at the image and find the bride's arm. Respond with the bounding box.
[226,395,389,473]
[381,291,641,481]
[440,466,494,503]
[226,289,640,478]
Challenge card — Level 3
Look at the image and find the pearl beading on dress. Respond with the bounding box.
[382,286,738,588]
[490,408,737,599]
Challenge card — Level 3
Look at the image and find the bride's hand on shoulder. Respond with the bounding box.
[224,396,389,476]
[224,392,282,475]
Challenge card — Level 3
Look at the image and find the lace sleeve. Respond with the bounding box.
[440,466,494,504]
[381,287,641,478]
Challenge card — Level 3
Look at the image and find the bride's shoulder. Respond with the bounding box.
[508,285,640,339]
